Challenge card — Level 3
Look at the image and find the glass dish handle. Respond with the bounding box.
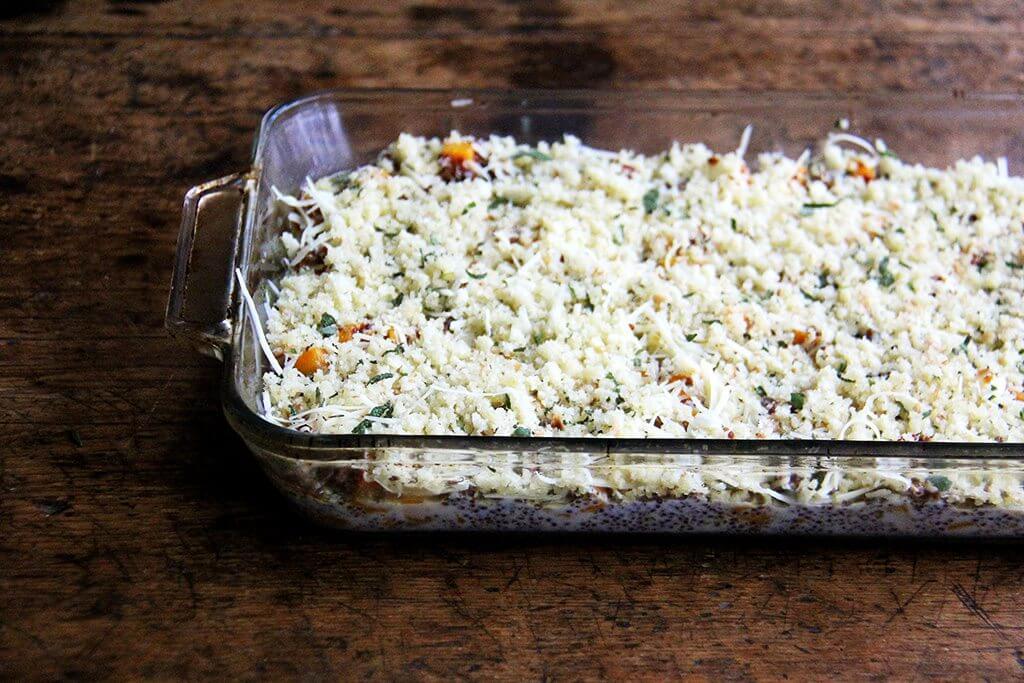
[166,172,251,360]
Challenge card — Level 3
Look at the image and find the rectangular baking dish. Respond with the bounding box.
[167,89,1024,535]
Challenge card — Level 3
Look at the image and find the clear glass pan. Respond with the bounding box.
[168,89,1024,535]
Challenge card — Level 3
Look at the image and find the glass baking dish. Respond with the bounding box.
[167,89,1024,535]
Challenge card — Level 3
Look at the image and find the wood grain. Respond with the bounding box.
[3,1,1024,679]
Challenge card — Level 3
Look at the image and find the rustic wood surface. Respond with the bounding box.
[3,1,1024,680]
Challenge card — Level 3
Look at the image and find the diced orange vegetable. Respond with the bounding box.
[851,159,876,182]
[667,372,693,400]
[978,368,994,384]
[337,322,372,343]
[1014,390,1024,401]
[441,140,475,165]
[295,347,329,376]
[792,330,809,345]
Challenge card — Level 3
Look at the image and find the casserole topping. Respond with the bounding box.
[257,131,1024,444]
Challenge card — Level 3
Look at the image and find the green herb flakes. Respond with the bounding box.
[927,475,952,492]
[790,392,806,411]
[466,270,487,280]
[802,200,842,211]
[370,402,394,418]
[513,149,552,162]
[352,402,394,434]
[643,188,659,214]
[368,372,394,385]
[512,426,531,437]
[877,256,895,287]
[316,313,338,336]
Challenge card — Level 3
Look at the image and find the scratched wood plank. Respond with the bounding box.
[2,1,1024,680]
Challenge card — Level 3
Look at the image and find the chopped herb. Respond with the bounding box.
[927,475,951,492]
[352,402,394,434]
[392,292,404,306]
[1006,260,1023,270]
[802,200,842,210]
[329,172,353,191]
[704,319,722,325]
[605,373,625,406]
[377,227,402,238]
[488,196,510,210]
[369,402,394,418]
[923,409,932,418]
[836,360,855,383]
[512,426,531,437]
[685,333,698,342]
[461,202,476,215]
[801,289,821,302]
[513,149,552,162]
[512,346,527,353]
[382,345,405,356]
[368,372,394,385]
[877,256,895,287]
[682,292,696,298]
[818,271,830,288]
[466,270,487,280]
[643,188,659,214]
[755,386,768,398]
[502,394,512,410]
[961,335,971,352]
[317,312,338,337]
[730,218,738,231]
[790,392,806,411]
[613,225,625,245]
[879,149,900,160]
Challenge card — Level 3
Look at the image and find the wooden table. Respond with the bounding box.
[3,2,1024,679]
